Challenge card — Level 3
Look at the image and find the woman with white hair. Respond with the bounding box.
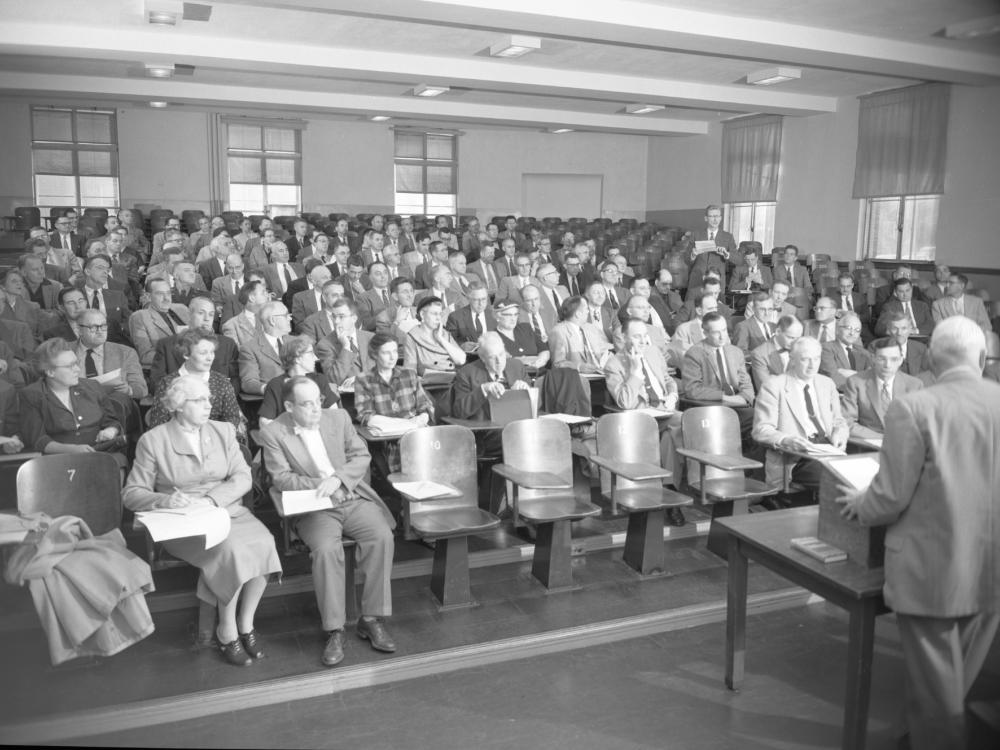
[123,375,281,667]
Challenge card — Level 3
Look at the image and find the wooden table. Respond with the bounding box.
[716,506,887,750]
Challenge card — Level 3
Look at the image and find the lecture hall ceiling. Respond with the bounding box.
[0,0,997,135]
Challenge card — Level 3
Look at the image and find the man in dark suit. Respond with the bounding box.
[870,312,933,382]
[285,218,313,262]
[73,308,147,399]
[210,253,251,324]
[873,265,929,320]
[315,299,374,389]
[49,214,85,257]
[749,314,803,393]
[651,269,684,335]
[284,258,326,312]
[819,312,873,390]
[837,317,1000,748]
[151,296,240,394]
[291,264,333,332]
[842,338,923,438]
[728,244,773,293]
[874,278,935,337]
[558,251,588,298]
[41,286,89,343]
[771,244,813,294]
[445,281,495,347]
[76,254,130,346]
[734,292,776,355]
[197,237,231,291]
[686,205,735,289]
[18,254,62,310]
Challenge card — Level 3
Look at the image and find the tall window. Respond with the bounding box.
[394,131,457,218]
[861,196,939,261]
[226,123,301,214]
[724,201,776,251]
[31,107,119,210]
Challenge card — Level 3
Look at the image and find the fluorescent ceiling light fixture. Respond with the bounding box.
[944,14,1000,38]
[369,115,391,122]
[149,101,168,108]
[489,35,541,58]
[145,1,182,25]
[148,10,178,25]
[746,67,801,86]
[144,63,175,78]
[414,84,449,97]
[546,128,573,134]
[625,103,664,115]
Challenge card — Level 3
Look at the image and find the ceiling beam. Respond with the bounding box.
[0,72,709,135]
[228,0,1000,86]
[0,20,838,116]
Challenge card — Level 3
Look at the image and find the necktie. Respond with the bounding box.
[474,314,484,336]
[641,360,662,406]
[91,290,100,310]
[803,384,827,442]
[569,276,578,296]
[63,233,71,251]
[904,301,916,329]
[608,290,619,311]
[346,337,355,353]
[84,349,98,378]
[484,264,496,290]
[283,264,293,291]
[591,309,601,326]
[708,230,715,242]
[845,295,853,312]
[532,313,543,335]
[233,279,240,296]
[507,258,515,276]
[716,348,736,395]
[551,289,560,311]
[159,310,177,333]
[763,322,772,340]
[880,381,891,403]
[381,289,389,306]
[846,347,856,370]
[819,324,830,343]
[581,328,597,364]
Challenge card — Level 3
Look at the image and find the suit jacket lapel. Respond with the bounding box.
[785,379,813,435]
[867,377,886,424]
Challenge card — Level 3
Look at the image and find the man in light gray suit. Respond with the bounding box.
[931,272,992,335]
[841,338,922,438]
[238,301,291,395]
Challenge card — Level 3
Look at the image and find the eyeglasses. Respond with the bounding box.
[840,326,863,333]
[51,361,80,370]
[184,396,213,405]
[79,324,109,331]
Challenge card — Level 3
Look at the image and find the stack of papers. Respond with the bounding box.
[135,505,231,549]
[273,490,334,517]
[633,407,675,418]
[825,455,881,491]
[693,240,718,255]
[90,368,121,385]
[803,443,846,456]
[367,415,421,437]
[540,413,591,425]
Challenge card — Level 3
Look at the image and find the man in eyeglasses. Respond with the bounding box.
[48,212,84,257]
[75,308,147,399]
[819,312,873,390]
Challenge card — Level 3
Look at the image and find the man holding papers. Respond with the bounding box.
[259,376,397,667]
[752,336,848,493]
[838,317,1000,750]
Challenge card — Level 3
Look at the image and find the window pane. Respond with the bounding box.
[394,133,424,159]
[229,183,265,213]
[77,150,112,176]
[901,196,938,261]
[753,202,776,252]
[33,110,73,142]
[79,176,119,207]
[265,158,297,185]
[35,175,77,206]
[263,128,296,153]
[426,135,454,161]
[865,198,902,259]
[394,193,426,214]
[228,124,262,151]
[395,164,424,192]
[75,112,113,144]
[425,194,456,214]
[229,156,262,183]
[725,203,753,245]
[264,184,300,210]
[426,165,454,193]
[34,148,74,174]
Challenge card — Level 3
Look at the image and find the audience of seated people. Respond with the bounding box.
[3,205,999,671]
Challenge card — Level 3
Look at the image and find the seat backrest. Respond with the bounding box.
[985,331,999,360]
[14,207,41,231]
[489,389,534,426]
[17,453,122,535]
[596,412,661,496]
[501,418,572,501]
[399,425,478,517]
[681,406,744,485]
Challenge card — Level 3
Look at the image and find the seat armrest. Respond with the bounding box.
[492,464,571,489]
[676,447,762,471]
[589,455,672,482]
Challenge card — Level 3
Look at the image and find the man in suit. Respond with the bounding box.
[558,251,586,298]
[931,272,992,335]
[651,269,684,335]
[872,312,933,382]
[75,254,131,345]
[315,299,374,389]
[623,276,671,334]
[842,338,923,438]
[518,284,554,349]
[48,213,85,257]
[381,244,413,286]
[374,277,420,346]
[749,315,802,393]
[734,292,775,354]
[467,243,500,296]
[728,244,773,293]
[401,233,431,277]
[445,282,495,347]
[493,252,537,304]
[451,331,529,422]
[197,236,232,291]
[415,264,464,314]
[597,260,629,315]
[291,264,332,331]
[534,262,569,330]
[284,258,326,312]
[259,376,396,667]
[804,296,839,344]
[873,265,929,320]
[771,245,813,294]
[875,278,935,337]
[460,217,482,260]
[210,253,250,324]
[612,294,670,363]
[153,296,241,394]
[0,275,44,346]
[18,254,62,311]
[298,280,346,344]
[244,225,274,271]
[920,263,952,303]
[669,292,730,370]
[0,297,35,362]
[682,312,756,436]
[582,281,615,344]
[397,216,418,256]
[331,217,360,255]
[837,317,1000,749]
[414,241,450,293]
[769,280,800,324]
[819,312,873,390]
[129,277,190,367]
[686,204,735,289]
[285,218,312,263]
[355,262,393,332]
[359,230,386,268]
[73,308,146,399]
[493,237,520,280]
[238,300,291,395]
[221,280,268,349]
[549,295,612,374]
[171,261,210,307]
[676,275,734,327]
[261,241,304,301]
[752,336,848,489]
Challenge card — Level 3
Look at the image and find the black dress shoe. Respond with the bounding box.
[666,507,686,527]
[357,617,396,653]
[240,630,265,659]
[322,630,345,667]
[219,638,252,667]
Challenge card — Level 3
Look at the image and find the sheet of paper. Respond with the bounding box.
[803,443,846,456]
[540,413,591,425]
[392,480,461,500]
[693,240,717,255]
[859,437,883,449]
[367,415,421,436]
[825,455,881,491]
[93,368,122,385]
[633,407,676,418]
[276,490,334,516]
[135,505,231,549]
